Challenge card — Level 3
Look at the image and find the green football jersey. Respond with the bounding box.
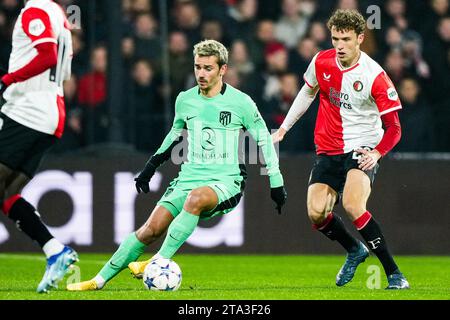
[154,84,283,187]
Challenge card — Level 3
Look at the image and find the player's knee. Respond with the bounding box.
[307,200,328,224]
[307,210,327,224]
[308,206,326,224]
[342,199,365,218]
[185,189,209,212]
[137,222,165,245]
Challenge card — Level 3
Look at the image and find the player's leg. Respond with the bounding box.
[0,163,15,207]
[307,183,361,252]
[3,171,63,257]
[0,116,78,292]
[67,205,173,291]
[307,155,361,253]
[3,170,79,292]
[0,119,65,254]
[98,205,174,284]
[126,181,192,279]
[157,186,218,259]
[0,164,18,229]
[126,206,176,278]
[308,154,369,286]
[129,181,242,278]
[309,180,369,287]
[8,128,79,292]
[343,169,409,289]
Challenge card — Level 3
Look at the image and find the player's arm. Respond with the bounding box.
[357,71,402,171]
[272,83,319,143]
[134,94,186,193]
[0,8,58,95]
[272,52,319,143]
[243,96,287,214]
[375,111,401,156]
[357,111,401,171]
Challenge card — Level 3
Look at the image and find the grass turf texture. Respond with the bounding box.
[0,253,448,300]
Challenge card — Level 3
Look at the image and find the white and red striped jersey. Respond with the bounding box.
[304,49,402,155]
[2,0,72,138]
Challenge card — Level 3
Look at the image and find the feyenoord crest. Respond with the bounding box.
[353,80,363,92]
[219,111,231,126]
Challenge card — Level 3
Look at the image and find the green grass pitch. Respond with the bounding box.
[0,253,449,300]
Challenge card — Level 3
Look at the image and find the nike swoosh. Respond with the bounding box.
[169,234,179,241]
[110,261,120,268]
[186,116,196,121]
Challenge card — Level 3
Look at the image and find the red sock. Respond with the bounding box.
[2,194,21,215]
[312,212,334,230]
[353,211,372,230]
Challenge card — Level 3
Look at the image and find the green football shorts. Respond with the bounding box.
[157,179,243,220]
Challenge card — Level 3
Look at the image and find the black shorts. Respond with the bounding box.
[0,113,57,178]
[308,149,380,196]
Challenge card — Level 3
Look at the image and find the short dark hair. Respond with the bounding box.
[327,9,366,35]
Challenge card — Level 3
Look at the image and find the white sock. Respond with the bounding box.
[42,238,65,259]
[94,275,105,289]
[150,253,163,261]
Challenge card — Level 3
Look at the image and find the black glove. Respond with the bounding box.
[271,186,287,215]
[134,162,156,194]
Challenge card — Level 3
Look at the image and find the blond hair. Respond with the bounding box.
[193,40,228,66]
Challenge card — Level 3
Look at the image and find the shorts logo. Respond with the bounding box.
[219,111,231,126]
[353,80,363,92]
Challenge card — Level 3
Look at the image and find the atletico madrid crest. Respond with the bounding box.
[219,111,231,126]
[353,80,363,92]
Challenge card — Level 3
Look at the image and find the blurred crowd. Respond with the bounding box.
[0,0,449,154]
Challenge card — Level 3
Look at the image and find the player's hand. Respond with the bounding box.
[270,186,287,214]
[134,164,156,194]
[271,128,287,144]
[355,148,381,171]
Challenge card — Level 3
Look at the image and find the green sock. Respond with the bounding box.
[158,209,199,259]
[98,232,146,283]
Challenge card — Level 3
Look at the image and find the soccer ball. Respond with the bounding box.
[143,258,182,291]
